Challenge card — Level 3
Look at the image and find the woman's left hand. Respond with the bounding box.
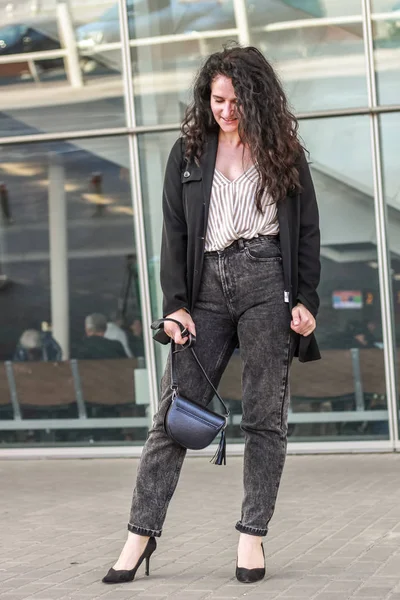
[291,303,316,337]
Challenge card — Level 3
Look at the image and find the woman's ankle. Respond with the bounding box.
[238,532,263,545]
[127,531,150,544]
[113,533,151,570]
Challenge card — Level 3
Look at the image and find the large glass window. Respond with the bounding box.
[266,21,367,113]
[288,116,388,440]
[131,0,368,126]
[138,130,178,374]
[130,0,237,126]
[138,116,390,443]
[252,0,367,113]
[0,135,151,445]
[0,1,398,449]
[0,2,125,137]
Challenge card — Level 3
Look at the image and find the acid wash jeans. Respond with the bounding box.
[129,235,294,538]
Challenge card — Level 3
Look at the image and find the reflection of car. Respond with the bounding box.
[75,0,264,71]
[76,0,233,48]
[0,23,62,77]
[76,0,264,71]
[76,0,330,47]
[75,0,332,72]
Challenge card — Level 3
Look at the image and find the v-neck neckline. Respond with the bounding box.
[215,164,256,184]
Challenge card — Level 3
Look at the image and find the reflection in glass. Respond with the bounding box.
[130,0,237,126]
[252,1,367,112]
[372,2,400,105]
[0,2,125,136]
[257,21,367,112]
[0,136,150,445]
[289,117,388,440]
[281,1,362,18]
[138,131,178,374]
[131,0,368,125]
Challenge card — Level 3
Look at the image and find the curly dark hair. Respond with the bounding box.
[181,45,304,210]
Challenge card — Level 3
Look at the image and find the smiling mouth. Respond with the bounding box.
[222,117,237,123]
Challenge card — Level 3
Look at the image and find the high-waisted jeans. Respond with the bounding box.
[128,235,294,538]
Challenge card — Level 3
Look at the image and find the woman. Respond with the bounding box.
[102,45,320,585]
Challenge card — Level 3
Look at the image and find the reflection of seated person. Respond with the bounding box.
[14,326,62,362]
[126,318,145,358]
[14,330,43,362]
[345,320,379,349]
[364,319,383,348]
[76,313,127,359]
[105,312,133,358]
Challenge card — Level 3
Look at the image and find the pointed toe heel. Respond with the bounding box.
[102,536,157,584]
[235,565,266,583]
[102,567,133,584]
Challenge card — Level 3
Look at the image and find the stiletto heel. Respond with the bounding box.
[236,542,265,584]
[102,536,157,584]
[145,555,150,576]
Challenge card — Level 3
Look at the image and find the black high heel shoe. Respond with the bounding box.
[102,536,157,584]
[236,542,265,584]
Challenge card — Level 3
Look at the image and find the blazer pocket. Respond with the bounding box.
[181,168,203,183]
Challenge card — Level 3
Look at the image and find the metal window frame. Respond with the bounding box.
[361,0,399,447]
[0,0,399,456]
[117,0,160,419]
[0,440,393,460]
[1,106,400,147]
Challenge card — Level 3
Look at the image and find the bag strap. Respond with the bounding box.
[151,318,230,418]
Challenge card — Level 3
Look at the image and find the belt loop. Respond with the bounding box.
[237,238,244,250]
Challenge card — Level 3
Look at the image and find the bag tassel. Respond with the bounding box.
[210,428,226,466]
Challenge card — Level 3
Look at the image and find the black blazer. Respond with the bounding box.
[157,132,321,362]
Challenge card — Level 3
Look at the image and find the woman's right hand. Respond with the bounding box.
[164,308,196,345]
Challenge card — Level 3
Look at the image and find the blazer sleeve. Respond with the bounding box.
[296,151,321,317]
[160,137,189,317]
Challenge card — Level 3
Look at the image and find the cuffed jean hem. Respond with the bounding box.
[235,522,268,537]
[128,523,162,538]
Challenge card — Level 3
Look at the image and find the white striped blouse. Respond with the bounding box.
[204,165,279,252]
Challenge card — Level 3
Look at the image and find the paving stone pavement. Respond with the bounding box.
[1,454,400,600]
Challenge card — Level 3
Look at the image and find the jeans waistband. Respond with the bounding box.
[205,234,280,256]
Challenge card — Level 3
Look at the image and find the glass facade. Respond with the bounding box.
[0,0,399,451]
[0,135,151,445]
[0,3,126,136]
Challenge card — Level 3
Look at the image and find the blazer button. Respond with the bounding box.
[183,171,190,178]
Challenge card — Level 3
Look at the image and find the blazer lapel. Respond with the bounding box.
[200,131,218,236]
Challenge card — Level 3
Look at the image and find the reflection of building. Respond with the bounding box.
[0,0,399,454]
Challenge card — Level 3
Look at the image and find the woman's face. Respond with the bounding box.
[210,75,239,134]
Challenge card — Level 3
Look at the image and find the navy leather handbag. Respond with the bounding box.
[151,318,230,465]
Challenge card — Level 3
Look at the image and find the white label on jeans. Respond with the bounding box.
[284,291,290,303]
